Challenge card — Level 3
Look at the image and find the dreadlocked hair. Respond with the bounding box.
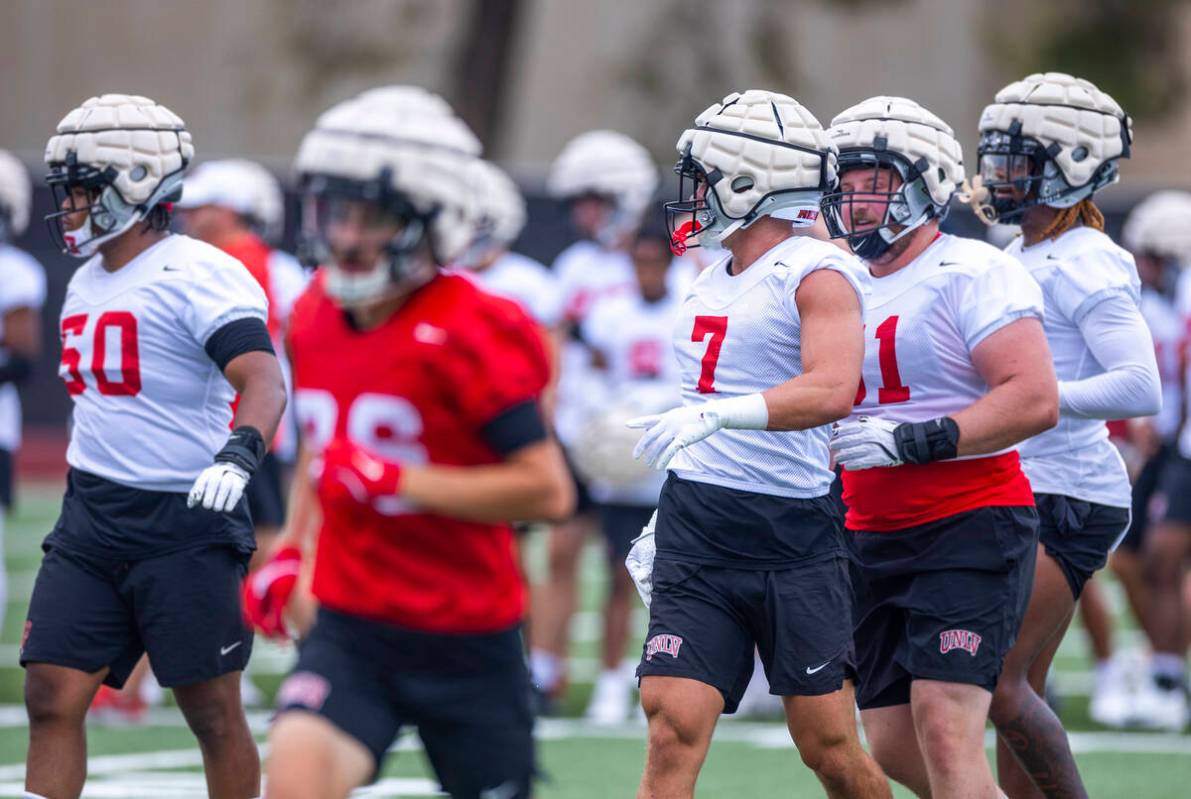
[1040,198,1105,241]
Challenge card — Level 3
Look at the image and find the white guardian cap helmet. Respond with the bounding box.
[178,159,286,244]
[968,72,1132,224]
[294,85,481,306]
[458,159,527,268]
[0,150,31,243]
[1122,190,1191,266]
[822,96,964,260]
[548,130,658,246]
[664,89,836,255]
[44,94,194,258]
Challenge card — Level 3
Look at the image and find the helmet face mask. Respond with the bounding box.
[663,153,716,255]
[300,172,435,308]
[822,150,941,261]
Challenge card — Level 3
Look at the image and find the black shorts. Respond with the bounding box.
[1157,452,1191,526]
[1035,493,1130,599]
[849,505,1038,710]
[21,544,252,688]
[0,447,12,510]
[276,608,535,796]
[1121,445,1169,551]
[638,555,855,712]
[246,452,285,529]
[596,503,654,562]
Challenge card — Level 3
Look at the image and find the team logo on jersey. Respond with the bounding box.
[645,633,684,662]
[276,671,331,710]
[939,629,982,657]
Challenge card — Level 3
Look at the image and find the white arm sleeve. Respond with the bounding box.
[1059,291,1162,419]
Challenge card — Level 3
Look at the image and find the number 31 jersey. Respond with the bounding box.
[59,235,267,491]
[841,233,1044,531]
[668,236,867,498]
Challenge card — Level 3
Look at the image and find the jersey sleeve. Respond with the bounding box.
[782,241,868,319]
[447,294,551,430]
[955,255,1044,351]
[182,257,269,346]
[0,250,47,313]
[1050,245,1140,326]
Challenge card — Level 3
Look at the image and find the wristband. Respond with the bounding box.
[714,393,769,430]
[214,426,266,475]
[893,416,960,464]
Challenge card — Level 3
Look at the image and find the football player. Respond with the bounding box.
[20,94,286,799]
[457,159,562,330]
[965,73,1162,789]
[823,96,1058,799]
[0,149,45,637]
[574,223,682,724]
[529,130,658,708]
[243,86,573,799]
[628,89,889,798]
[177,158,309,566]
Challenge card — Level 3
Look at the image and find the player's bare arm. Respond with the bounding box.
[952,316,1059,455]
[223,350,287,444]
[762,267,864,429]
[393,437,575,523]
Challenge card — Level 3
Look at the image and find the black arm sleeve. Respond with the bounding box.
[204,317,275,371]
[0,354,32,386]
[482,399,548,456]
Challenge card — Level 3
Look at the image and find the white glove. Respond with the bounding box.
[829,416,903,470]
[628,394,768,471]
[625,510,658,607]
[187,462,251,512]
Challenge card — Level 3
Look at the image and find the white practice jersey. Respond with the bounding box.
[0,245,47,451]
[584,290,684,505]
[1138,286,1183,442]
[266,249,309,464]
[852,234,1044,430]
[470,251,562,327]
[60,235,268,491]
[1007,227,1139,507]
[553,240,637,446]
[668,236,867,498]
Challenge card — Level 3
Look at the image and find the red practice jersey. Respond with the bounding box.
[288,271,550,633]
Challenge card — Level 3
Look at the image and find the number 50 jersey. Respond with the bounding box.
[668,236,867,498]
[59,235,267,491]
[841,233,1044,532]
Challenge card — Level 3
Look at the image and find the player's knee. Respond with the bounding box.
[645,704,701,756]
[183,698,241,747]
[23,671,87,727]
[913,713,966,772]
[796,729,853,781]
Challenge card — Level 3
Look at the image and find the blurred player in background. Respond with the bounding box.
[825,96,1056,799]
[1080,190,1191,728]
[179,157,309,560]
[967,73,1162,791]
[629,89,889,798]
[458,158,562,332]
[570,223,681,725]
[529,130,658,709]
[20,94,286,799]
[244,86,573,799]
[0,150,46,637]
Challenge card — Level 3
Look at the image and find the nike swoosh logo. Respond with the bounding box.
[162,265,182,272]
[937,261,961,267]
[806,661,830,675]
[220,641,242,656]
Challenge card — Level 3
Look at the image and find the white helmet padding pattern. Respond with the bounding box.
[966,72,1132,224]
[822,96,963,261]
[294,85,481,306]
[44,94,193,257]
[457,159,527,269]
[547,130,658,246]
[1122,190,1191,264]
[665,89,836,254]
[0,150,31,241]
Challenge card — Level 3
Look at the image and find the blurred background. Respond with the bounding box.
[3,0,1189,437]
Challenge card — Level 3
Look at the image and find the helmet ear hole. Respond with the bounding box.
[129,164,148,181]
[1071,146,1089,162]
[731,176,755,193]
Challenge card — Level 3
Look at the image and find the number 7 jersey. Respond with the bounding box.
[668,236,867,498]
[841,233,1044,531]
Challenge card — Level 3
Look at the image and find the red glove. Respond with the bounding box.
[315,437,404,509]
[242,545,302,639]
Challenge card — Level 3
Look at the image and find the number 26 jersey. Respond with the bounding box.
[841,233,1044,532]
[668,236,867,499]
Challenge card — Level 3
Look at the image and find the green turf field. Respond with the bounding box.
[1,482,1188,797]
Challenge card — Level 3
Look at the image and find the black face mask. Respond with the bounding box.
[822,155,918,261]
